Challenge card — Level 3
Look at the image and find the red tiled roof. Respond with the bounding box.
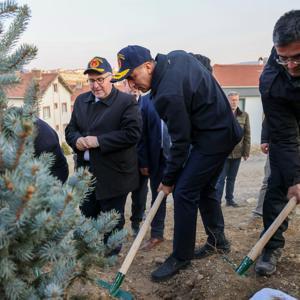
[213,64,264,87]
[6,72,72,98]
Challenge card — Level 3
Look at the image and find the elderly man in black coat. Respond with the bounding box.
[65,57,141,249]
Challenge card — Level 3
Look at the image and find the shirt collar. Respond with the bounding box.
[151,54,169,97]
[84,86,117,106]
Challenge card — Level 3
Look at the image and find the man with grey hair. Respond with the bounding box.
[216,91,251,207]
[255,10,300,276]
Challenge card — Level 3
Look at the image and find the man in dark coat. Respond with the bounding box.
[65,57,142,244]
[112,45,242,281]
[34,118,69,184]
[255,10,300,276]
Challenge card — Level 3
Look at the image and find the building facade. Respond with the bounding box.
[6,70,73,142]
[213,64,264,145]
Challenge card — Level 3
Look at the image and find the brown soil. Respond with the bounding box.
[69,154,300,300]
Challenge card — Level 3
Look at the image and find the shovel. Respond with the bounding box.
[97,190,166,299]
[236,196,297,275]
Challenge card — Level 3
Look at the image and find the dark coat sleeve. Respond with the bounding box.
[153,94,191,186]
[260,117,270,144]
[262,94,300,186]
[137,97,150,168]
[34,119,69,184]
[98,99,142,154]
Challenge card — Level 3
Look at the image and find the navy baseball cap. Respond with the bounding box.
[112,45,152,82]
[84,56,112,74]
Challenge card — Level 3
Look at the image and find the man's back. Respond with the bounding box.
[151,50,242,155]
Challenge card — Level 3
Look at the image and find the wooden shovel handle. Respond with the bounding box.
[119,191,166,275]
[248,197,297,261]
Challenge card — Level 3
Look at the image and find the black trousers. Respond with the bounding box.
[130,173,149,228]
[131,153,167,239]
[262,150,289,250]
[80,189,128,232]
[172,147,228,260]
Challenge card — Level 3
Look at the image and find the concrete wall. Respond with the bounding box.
[244,96,264,145]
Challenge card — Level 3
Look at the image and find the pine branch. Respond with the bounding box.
[0,0,17,18]
[4,278,28,300]
[0,4,31,56]
[22,79,39,119]
[15,185,36,220]
[1,44,37,73]
[0,72,19,85]
[0,89,7,133]
[12,119,33,169]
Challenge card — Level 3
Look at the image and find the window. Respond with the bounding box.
[62,103,67,113]
[42,106,51,119]
[53,83,58,92]
[54,103,58,109]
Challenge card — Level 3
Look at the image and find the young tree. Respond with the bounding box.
[0,1,125,299]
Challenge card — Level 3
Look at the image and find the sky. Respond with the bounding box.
[16,0,300,70]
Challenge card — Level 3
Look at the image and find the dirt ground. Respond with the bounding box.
[69,153,300,300]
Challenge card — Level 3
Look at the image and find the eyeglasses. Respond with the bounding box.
[276,56,300,66]
[87,73,111,85]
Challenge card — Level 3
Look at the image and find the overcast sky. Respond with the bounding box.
[17,0,300,70]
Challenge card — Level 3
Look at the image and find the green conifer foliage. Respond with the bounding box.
[0,1,126,299]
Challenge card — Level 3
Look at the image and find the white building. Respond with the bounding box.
[213,64,264,145]
[6,70,73,142]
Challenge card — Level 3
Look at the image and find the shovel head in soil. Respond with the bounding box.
[98,191,166,298]
[236,197,297,275]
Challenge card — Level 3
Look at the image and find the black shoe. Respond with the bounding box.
[255,248,282,276]
[226,201,239,207]
[151,255,191,282]
[194,241,230,259]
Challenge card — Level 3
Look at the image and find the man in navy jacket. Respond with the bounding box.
[255,10,300,276]
[112,46,242,281]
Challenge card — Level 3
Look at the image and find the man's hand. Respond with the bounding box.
[76,137,89,151]
[157,183,174,195]
[260,143,269,154]
[84,136,99,148]
[287,184,300,204]
[243,156,249,161]
[140,167,150,176]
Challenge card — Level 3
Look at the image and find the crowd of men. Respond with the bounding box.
[36,10,300,282]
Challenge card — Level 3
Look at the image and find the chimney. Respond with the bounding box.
[32,69,42,80]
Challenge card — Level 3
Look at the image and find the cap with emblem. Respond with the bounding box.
[112,45,152,82]
[84,56,112,74]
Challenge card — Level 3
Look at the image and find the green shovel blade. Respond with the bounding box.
[235,256,254,276]
[97,272,133,300]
